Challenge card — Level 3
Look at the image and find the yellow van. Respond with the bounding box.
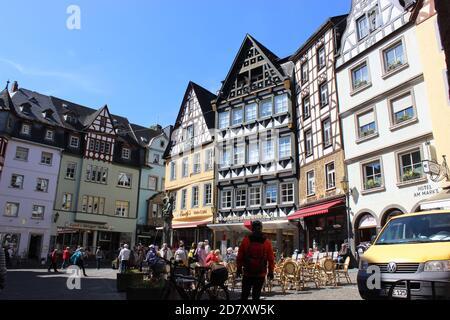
[357,210,450,300]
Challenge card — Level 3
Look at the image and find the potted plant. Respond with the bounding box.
[117,269,145,292]
[126,277,169,300]
[365,179,377,190]
[402,169,421,182]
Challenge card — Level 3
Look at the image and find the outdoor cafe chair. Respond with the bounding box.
[281,260,298,293]
[336,256,352,284]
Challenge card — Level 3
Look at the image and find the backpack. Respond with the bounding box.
[243,238,267,275]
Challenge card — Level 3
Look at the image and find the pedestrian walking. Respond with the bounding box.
[118,244,131,274]
[95,247,104,270]
[0,245,6,292]
[61,247,71,269]
[47,249,59,273]
[236,220,275,301]
[70,248,88,277]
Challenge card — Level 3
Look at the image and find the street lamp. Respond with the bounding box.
[340,176,353,251]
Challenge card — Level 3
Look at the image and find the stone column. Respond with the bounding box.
[293,227,300,251]
[276,229,283,260]
[82,231,88,248]
[93,231,98,249]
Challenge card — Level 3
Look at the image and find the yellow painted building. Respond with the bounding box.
[415,0,450,210]
[164,82,217,245]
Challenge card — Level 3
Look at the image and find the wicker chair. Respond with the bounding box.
[300,260,321,289]
[226,261,239,291]
[336,256,352,284]
[280,261,298,293]
[320,258,337,287]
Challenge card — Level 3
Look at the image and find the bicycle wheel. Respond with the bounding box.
[197,284,229,301]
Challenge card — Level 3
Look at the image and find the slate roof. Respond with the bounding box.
[290,14,349,61]
[10,88,65,127]
[173,81,217,131]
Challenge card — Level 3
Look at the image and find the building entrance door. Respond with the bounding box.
[28,234,43,260]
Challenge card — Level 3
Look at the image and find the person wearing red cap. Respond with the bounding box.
[236,220,275,300]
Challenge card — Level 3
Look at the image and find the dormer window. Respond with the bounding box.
[122,148,130,160]
[64,113,76,124]
[21,123,31,135]
[19,103,32,115]
[45,129,54,141]
[42,109,54,119]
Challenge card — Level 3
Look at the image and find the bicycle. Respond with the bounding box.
[150,258,229,300]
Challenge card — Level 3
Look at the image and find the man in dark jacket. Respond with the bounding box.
[236,220,275,300]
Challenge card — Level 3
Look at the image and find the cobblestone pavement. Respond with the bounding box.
[0,268,361,300]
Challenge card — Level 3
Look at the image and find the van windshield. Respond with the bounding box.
[376,213,450,245]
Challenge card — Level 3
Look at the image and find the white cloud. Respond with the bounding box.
[0,57,106,95]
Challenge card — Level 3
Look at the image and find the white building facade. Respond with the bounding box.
[0,139,61,260]
[336,0,441,247]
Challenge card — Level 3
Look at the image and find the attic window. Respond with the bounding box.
[251,66,264,83]
[160,141,165,148]
[19,103,31,115]
[237,72,248,88]
[42,109,54,119]
[64,114,76,124]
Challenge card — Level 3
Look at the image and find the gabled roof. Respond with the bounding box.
[51,95,138,146]
[216,34,288,104]
[173,81,217,130]
[290,14,349,62]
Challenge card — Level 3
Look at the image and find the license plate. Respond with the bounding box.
[383,288,408,298]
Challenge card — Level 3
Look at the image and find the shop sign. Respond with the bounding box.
[413,184,440,198]
[65,222,114,231]
[179,209,208,218]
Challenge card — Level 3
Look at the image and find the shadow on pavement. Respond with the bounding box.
[0,269,125,300]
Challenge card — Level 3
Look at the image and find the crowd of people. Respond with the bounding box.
[113,239,241,274]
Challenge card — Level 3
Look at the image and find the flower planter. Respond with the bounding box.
[116,273,144,292]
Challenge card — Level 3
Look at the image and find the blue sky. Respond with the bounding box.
[0,0,350,127]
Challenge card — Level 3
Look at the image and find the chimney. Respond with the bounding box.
[11,81,18,93]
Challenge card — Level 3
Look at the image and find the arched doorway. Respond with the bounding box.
[355,213,378,245]
[381,208,404,227]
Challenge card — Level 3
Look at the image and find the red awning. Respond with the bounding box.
[288,199,345,220]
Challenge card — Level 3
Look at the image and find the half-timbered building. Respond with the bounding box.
[287,16,350,253]
[51,96,143,255]
[211,35,299,256]
[164,82,217,246]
